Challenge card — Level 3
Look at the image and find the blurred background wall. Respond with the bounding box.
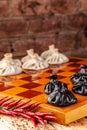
[0,0,87,59]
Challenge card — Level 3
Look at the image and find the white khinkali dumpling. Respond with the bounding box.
[41,44,69,64]
[21,49,34,63]
[22,53,49,70]
[45,52,69,64]
[41,44,58,60]
[0,53,22,76]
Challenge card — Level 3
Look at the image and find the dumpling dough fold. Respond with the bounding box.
[0,53,22,76]
[22,53,49,70]
[48,90,77,106]
[21,49,34,63]
[41,44,69,64]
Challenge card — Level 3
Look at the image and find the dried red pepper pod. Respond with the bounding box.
[21,102,32,109]
[19,113,31,119]
[2,100,15,107]
[29,102,41,111]
[26,111,35,116]
[0,97,13,106]
[18,100,31,109]
[7,99,22,109]
[15,101,26,108]
[30,117,36,127]
[13,108,24,113]
[9,110,17,116]
[44,115,57,121]
[0,96,58,127]
[35,115,45,125]
[36,112,53,116]
[0,108,10,115]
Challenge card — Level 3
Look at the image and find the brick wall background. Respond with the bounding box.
[0,0,87,59]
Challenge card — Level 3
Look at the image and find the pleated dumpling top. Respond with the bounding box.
[0,53,22,76]
[22,51,49,70]
[41,44,69,64]
[21,49,34,63]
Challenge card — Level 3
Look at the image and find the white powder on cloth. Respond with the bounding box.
[0,115,55,130]
[0,115,87,130]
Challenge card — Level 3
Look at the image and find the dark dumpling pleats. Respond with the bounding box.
[71,72,87,84]
[44,75,68,94]
[47,90,77,106]
[44,82,55,94]
[44,75,58,94]
[71,64,87,84]
[71,64,87,96]
[72,82,87,95]
[44,74,77,106]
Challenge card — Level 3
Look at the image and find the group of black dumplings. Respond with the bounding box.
[44,75,77,107]
[71,64,87,95]
[44,64,87,107]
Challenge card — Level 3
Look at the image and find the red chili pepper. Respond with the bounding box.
[15,101,26,108]
[0,97,13,106]
[0,108,10,115]
[0,109,17,116]
[44,115,57,121]
[15,100,31,109]
[38,118,45,125]
[7,99,22,109]
[26,111,35,116]
[21,103,32,109]
[9,110,17,116]
[29,102,41,111]
[0,109,5,114]
[36,112,53,116]
[14,108,24,113]
[25,103,36,110]
[35,115,45,125]
[2,100,15,107]
[30,117,36,127]
[19,113,31,119]
[20,100,31,109]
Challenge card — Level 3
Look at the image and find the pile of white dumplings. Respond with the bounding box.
[0,44,69,76]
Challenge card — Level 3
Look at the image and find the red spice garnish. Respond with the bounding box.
[36,112,53,116]
[7,99,22,109]
[31,117,36,127]
[0,96,57,127]
[0,97,13,106]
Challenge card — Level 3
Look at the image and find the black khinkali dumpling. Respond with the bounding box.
[71,64,87,84]
[71,72,87,84]
[47,90,77,106]
[44,75,58,94]
[44,75,68,94]
[72,82,87,95]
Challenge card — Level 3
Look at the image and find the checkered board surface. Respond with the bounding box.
[0,57,87,124]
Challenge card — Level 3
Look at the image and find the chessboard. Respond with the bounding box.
[0,57,87,124]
